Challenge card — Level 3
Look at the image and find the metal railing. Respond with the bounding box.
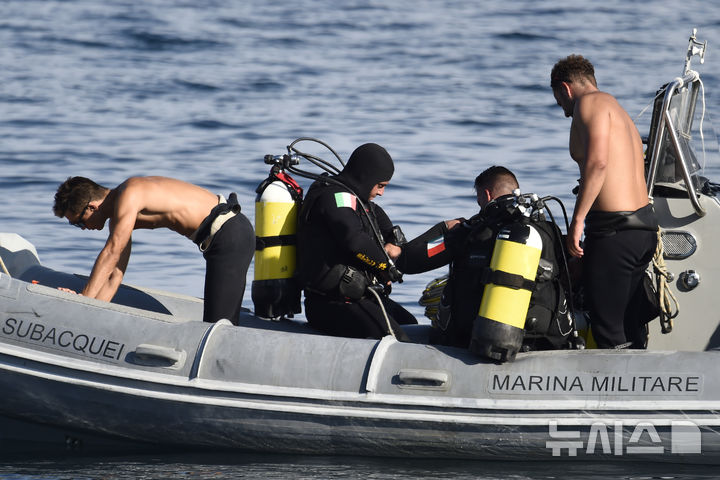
[646,72,706,217]
[646,29,707,217]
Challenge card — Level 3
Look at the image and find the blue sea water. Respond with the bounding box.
[2,453,720,479]
[2,0,720,478]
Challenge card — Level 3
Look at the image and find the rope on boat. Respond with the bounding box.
[697,76,708,172]
[418,274,448,324]
[633,89,665,123]
[652,229,679,333]
[366,285,397,339]
[0,253,9,277]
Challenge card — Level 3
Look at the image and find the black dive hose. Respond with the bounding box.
[539,195,581,345]
[539,195,571,233]
[288,137,345,171]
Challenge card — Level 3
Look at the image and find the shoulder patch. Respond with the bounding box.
[334,192,357,210]
[427,235,446,257]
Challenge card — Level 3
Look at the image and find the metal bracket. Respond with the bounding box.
[684,28,707,74]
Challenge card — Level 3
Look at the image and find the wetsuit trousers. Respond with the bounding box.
[202,212,255,324]
[304,292,416,342]
[583,229,657,348]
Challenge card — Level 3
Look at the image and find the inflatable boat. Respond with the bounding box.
[1,30,720,461]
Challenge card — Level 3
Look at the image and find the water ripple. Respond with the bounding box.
[121,28,227,51]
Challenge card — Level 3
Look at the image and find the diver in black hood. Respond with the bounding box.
[296,143,417,341]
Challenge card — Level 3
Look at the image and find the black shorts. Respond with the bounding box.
[202,212,255,324]
[583,221,657,348]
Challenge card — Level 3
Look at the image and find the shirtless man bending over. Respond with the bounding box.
[53,176,254,324]
[551,55,658,348]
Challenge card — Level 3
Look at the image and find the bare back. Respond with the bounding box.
[114,177,220,238]
[570,91,648,212]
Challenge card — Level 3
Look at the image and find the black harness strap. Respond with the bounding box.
[481,267,536,291]
[256,234,297,250]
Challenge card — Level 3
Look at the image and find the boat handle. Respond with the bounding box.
[397,369,449,388]
[134,344,183,365]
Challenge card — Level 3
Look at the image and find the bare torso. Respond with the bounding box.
[113,176,220,238]
[77,176,221,300]
[570,91,648,213]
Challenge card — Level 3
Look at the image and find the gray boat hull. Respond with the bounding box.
[1,239,719,462]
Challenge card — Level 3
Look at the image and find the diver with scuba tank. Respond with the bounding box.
[396,166,576,361]
[254,140,573,357]
[295,143,417,341]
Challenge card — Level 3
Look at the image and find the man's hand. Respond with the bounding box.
[567,218,584,258]
[444,218,465,230]
[57,287,79,295]
[384,242,402,261]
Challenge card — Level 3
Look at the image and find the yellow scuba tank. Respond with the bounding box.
[252,168,303,319]
[470,221,543,362]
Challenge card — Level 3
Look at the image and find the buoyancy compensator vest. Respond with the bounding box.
[296,178,402,300]
[252,157,303,319]
[522,220,575,351]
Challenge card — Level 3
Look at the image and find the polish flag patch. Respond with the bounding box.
[334,192,357,210]
[427,235,446,257]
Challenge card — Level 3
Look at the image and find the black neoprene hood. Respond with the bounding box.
[336,143,395,201]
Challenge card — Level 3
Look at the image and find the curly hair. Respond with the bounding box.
[551,54,597,89]
[53,176,108,218]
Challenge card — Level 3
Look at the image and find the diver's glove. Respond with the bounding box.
[390,225,407,246]
[387,265,403,283]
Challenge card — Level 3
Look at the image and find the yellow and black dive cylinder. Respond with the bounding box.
[470,221,543,362]
[251,172,302,319]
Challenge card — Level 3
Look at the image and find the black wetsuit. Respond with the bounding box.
[296,143,416,341]
[193,193,255,325]
[582,203,658,348]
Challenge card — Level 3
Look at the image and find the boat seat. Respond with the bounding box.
[236,312,435,345]
[236,312,325,335]
[0,246,40,278]
[401,324,433,344]
[18,264,173,316]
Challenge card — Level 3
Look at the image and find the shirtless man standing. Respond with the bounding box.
[53,176,255,324]
[551,55,658,348]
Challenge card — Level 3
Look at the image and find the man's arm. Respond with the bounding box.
[93,241,131,301]
[394,221,454,274]
[568,95,611,257]
[82,186,139,300]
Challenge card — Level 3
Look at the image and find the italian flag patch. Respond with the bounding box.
[427,235,445,257]
[334,192,357,210]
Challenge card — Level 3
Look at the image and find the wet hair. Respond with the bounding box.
[474,166,519,197]
[53,176,108,218]
[550,54,597,89]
